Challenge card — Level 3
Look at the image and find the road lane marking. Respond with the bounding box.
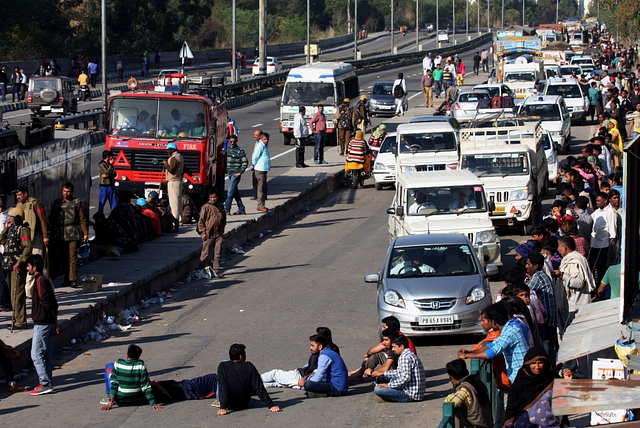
[408,92,423,100]
[252,123,263,127]
[367,86,373,89]
[92,175,99,180]
[271,147,296,160]
[273,117,279,121]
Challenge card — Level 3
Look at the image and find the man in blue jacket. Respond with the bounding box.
[303,334,348,398]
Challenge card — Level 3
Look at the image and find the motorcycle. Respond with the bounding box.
[78,85,90,101]
[345,154,372,189]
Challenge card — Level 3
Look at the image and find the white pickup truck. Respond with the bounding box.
[387,170,502,266]
[502,62,543,101]
[458,123,548,234]
[394,122,459,174]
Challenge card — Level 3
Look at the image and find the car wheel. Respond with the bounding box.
[283,134,291,145]
[352,172,359,189]
[375,182,383,190]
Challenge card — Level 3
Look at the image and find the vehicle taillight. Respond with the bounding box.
[455,103,462,110]
[27,95,32,103]
[268,63,274,66]
[59,95,64,102]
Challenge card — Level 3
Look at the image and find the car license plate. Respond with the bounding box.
[381,106,393,110]
[418,316,454,325]
[145,188,163,199]
[494,206,506,212]
[40,106,51,111]
[51,108,64,113]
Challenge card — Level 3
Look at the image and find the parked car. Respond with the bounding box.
[27,76,77,117]
[518,95,571,153]
[252,57,282,76]
[451,89,491,123]
[365,234,497,338]
[570,56,596,75]
[538,77,589,124]
[372,132,397,190]
[558,65,583,78]
[368,81,407,116]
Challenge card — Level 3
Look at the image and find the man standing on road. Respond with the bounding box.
[293,106,310,168]
[374,335,425,403]
[0,208,31,330]
[224,135,248,215]
[392,73,407,117]
[252,133,271,212]
[49,182,88,288]
[433,63,444,98]
[198,189,226,278]
[421,69,435,108]
[162,142,184,229]
[251,130,263,199]
[303,334,348,398]
[88,59,98,88]
[310,105,328,164]
[0,66,8,104]
[525,252,558,359]
[423,53,433,75]
[16,186,50,296]
[335,98,355,156]
[27,255,58,396]
[473,52,481,76]
[98,150,117,214]
[215,343,280,416]
[481,49,489,72]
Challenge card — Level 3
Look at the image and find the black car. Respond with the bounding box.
[368,81,407,117]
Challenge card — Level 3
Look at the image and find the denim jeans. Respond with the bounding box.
[261,368,302,389]
[374,385,412,402]
[304,379,344,397]
[104,362,114,394]
[98,185,118,213]
[435,80,442,96]
[224,174,245,213]
[0,83,6,103]
[313,132,326,162]
[32,324,54,386]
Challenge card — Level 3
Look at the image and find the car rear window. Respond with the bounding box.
[459,93,490,102]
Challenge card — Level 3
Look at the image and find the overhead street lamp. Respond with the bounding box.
[416,0,420,52]
[354,0,358,60]
[391,0,395,54]
[306,0,310,64]
[453,0,456,45]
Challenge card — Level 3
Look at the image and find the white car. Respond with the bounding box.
[541,128,559,182]
[538,77,589,125]
[438,30,449,43]
[451,89,491,123]
[570,56,596,75]
[252,57,282,76]
[372,133,397,190]
[518,95,571,153]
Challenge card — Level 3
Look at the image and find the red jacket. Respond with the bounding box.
[32,273,58,325]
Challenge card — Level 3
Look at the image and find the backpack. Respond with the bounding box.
[337,105,354,129]
[393,80,405,98]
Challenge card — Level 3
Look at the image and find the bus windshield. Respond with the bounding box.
[109,98,208,138]
[283,82,335,106]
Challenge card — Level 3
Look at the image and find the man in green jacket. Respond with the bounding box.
[224,135,248,215]
[98,150,117,213]
[198,189,227,278]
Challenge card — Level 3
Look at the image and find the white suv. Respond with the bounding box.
[570,56,596,75]
[517,95,571,153]
[539,77,589,125]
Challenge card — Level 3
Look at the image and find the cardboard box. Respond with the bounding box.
[81,274,104,293]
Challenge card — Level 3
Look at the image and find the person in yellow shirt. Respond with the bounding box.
[78,70,89,86]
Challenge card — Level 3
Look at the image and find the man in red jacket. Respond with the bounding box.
[26,255,58,396]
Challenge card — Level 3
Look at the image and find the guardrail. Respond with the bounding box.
[437,402,456,428]
[30,110,105,130]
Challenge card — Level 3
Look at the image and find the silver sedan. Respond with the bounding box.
[451,89,491,123]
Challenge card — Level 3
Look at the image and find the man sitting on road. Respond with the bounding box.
[150,374,218,403]
[348,328,400,383]
[215,343,280,416]
[303,334,349,398]
[373,335,426,403]
[444,359,493,428]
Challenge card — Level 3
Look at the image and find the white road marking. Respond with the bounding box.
[273,117,279,121]
[367,85,373,89]
[92,175,99,180]
[252,123,263,127]
[408,92,423,100]
[271,147,296,160]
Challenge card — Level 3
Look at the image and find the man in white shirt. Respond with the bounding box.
[392,73,407,117]
[590,192,618,283]
[409,192,436,214]
[122,110,149,133]
[168,109,195,134]
[293,106,309,168]
[434,55,442,67]
[422,53,433,75]
[390,250,435,275]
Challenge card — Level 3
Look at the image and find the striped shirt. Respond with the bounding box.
[109,359,156,406]
[384,349,425,401]
[527,270,558,328]
[485,319,529,383]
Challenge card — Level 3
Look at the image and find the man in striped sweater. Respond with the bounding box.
[100,344,164,410]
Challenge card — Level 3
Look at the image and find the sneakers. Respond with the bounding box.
[374,395,388,403]
[257,207,268,212]
[212,270,224,279]
[321,160,328,164]
[203,267,213,280]
[306,391,328,398]
[8,383,28,393]
[211,398,220,407]
[232,210,246,215]
[30,383,53,396]
[314,160,319,164]
[100,394,110,405]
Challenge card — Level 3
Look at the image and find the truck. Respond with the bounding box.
[278,62,359,146]
[502,62,544,100]
[386,170,501,266]
[493,34,543,99]
[394,122,460,174]
[106,85,229,206]
[458,122,548,234]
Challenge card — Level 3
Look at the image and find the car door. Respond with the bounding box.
[560,100,571,139]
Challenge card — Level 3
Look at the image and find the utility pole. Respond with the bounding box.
[487,0,490,33]
[258,0,267,76]
[522,0,525,26]
[416,0,420,52]
[453,0,456,44]
[466,0,469,40]
[502,0,504,29]
[306,0,310,64]
[436,0,440,47]
[232,0,237,82]
[354,0,358,60]
[101,0,106,114]
[391,0,395,54]
[477,0,480,35]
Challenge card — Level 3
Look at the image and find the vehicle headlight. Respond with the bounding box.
[374,162,387,170]
[476,230,498,244]
[547,152,557,164]
[384,290,406,308]
[466,285,486,304]
[575,106,585,111]
[510,188,529,201]
[399,165,416,173]
[369,99,378,105]
[551,131,562,137]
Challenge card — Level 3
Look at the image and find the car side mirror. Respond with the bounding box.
[488,201,495,212]
[392,147,397,155]
[396,206,404,217]
[276,99,281,107]
[485,265,499,277]
[364,272,380,283]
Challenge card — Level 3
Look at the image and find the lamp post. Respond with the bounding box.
[354,0,358,60]
[453,0,456,45]
[232,0,237,82]
[555,0,559,24]
[416,0,420,52]
[466,0,469,40]
[391,0,395,54]
[258,0,267,76]
[306,0,310,64]
[101,0,106,113]
[436,0,440,47]
[477,0,480,35]
[522,0,525,26]
[501,0,504,29]
[487,0,490,33]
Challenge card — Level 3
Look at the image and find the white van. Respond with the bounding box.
[517,95,571,152]
[394,122,459,174]
[459,123,548,234]
[502,62,543,100]
[538,77,589,125]
[438,30,450,43]
[387,170,501,266]
[278,62,359,145]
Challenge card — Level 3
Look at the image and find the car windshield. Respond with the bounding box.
[282,82,335,106]
[461,153,530,177]
[519,104,561,120]
[572,59,592,65]
[541,132,552,150]
[373,83,393,96]
[459,93,490,103]
[388,244,478,277]
[504,72,536,82]
[379,135,397,154]
[406,185,487,216]
[109,98,208,138]
[477,86,500,98]
[399,132,456,153]
[31,79,58,91]
[547,84,582,98]
[560,67,581,76]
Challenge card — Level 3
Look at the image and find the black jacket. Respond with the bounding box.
[32,274,58,325]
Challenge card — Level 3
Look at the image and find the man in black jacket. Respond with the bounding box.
[27,255,58,396]
[215,343,280,416]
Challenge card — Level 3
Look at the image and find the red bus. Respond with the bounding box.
[106,89,228,206]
